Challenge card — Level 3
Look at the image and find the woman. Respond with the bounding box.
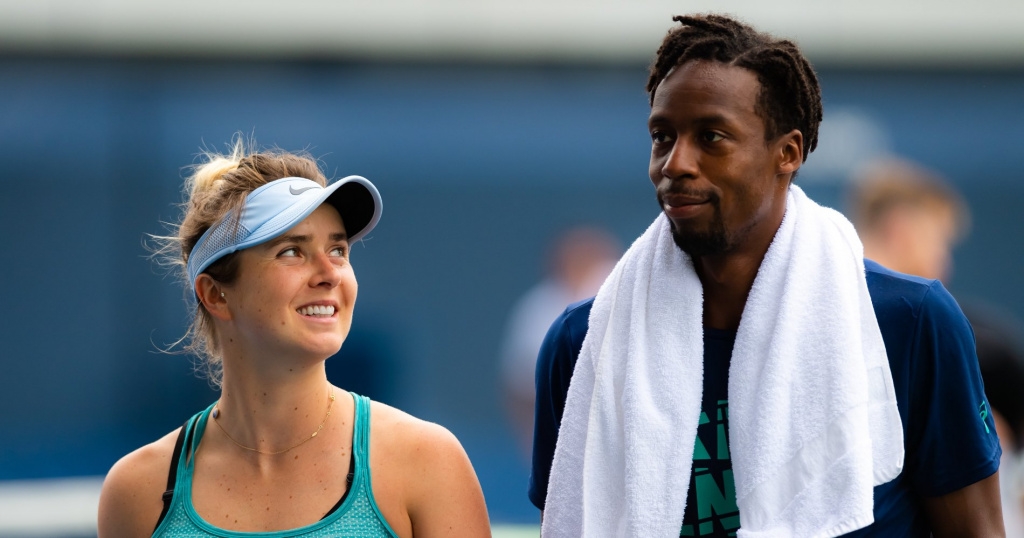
[98,143,491,537]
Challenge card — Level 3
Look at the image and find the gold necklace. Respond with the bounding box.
[212,387,336,455]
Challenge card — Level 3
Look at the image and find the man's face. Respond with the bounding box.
[647,60,796,257]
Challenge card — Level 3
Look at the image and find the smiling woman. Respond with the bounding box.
[96,139,491,538]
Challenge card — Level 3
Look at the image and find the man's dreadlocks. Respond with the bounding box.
[646,14,823,161]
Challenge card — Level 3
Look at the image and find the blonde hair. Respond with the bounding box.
[155,137,327,386]
[848,158,970,240]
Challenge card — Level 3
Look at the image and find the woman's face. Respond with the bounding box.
[224,204,357,361]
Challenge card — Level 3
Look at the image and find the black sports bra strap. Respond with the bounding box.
[321,449,357,520]
[156,417,194,532]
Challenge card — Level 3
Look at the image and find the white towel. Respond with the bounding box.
[541,185,904,538]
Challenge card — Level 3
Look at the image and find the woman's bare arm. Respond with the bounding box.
[371,404,490,538]
[97,430,178,538]
[404,422,490,537]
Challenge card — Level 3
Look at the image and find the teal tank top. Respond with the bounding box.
[153,393,399,537]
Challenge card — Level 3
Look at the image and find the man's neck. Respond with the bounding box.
[695,252,763,331]
[693,212,785,330]
[690,180,790,331]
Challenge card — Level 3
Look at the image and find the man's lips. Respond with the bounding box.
[662,194,712,219]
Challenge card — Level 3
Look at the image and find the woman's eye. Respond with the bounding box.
[330,246,348,258]
[279,247,299,257]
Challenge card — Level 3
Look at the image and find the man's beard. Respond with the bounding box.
[670,214,729,257]
[664,194,730,257]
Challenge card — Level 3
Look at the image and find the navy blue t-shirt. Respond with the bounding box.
[529,260,1001,536]
[679,327,739,536]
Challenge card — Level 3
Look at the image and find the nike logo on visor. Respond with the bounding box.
[289,185,319,195]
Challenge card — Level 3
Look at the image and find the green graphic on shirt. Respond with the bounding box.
[681,400,739,537]
[979,402,990,434]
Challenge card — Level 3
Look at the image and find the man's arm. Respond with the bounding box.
[923,471,1004,537]
[529,300,591,511]
[905,280,1005,536]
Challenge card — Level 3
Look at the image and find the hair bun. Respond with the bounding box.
[191,156,240,196]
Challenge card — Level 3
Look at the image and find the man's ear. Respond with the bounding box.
[777,129,804,179]
[195,274,232,321]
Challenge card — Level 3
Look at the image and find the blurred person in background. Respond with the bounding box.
[499,226,620,455]
[848,157,969,283]
[849,157,1024,535]
[970,307,1024,536]
[532,14,1003,537]
[97,141,489,537]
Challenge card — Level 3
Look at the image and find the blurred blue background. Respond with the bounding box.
[1,2,1023,532]
[3,58,1024,524]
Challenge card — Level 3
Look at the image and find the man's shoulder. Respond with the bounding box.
[864,259,955,324]
[553,297,594,358]
[865,259,937,305]
[561,297,594,331]
[551,263,963,362]
[530,297,596,509]
[536,298,594,389]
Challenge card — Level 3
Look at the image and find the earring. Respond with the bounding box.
[220,292,225,298]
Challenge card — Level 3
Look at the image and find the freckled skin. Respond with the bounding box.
[222,205,358,363]
[97,206,491,537]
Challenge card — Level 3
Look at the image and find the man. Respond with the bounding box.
[530,14,1003,537]
[848,158,969,282]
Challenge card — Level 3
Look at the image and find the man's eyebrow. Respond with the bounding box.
[647,112,733,126]
[647,111,729,123]
[648,112,670,126]
[695,113,729,123]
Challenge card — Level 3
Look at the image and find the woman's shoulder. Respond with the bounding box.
[367,401,465,462]
[366,401,490,534]
[97,427,182,537]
